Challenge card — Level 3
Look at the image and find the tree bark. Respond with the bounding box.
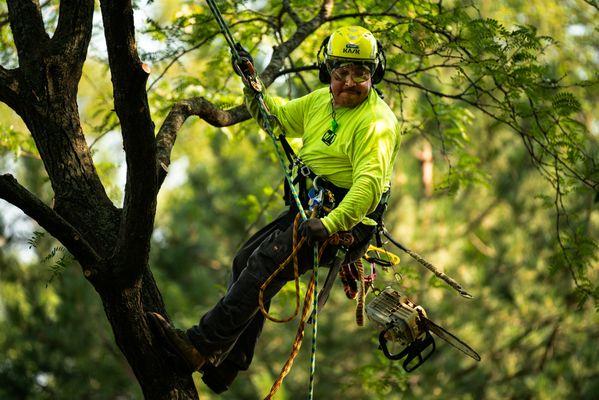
[1,1,199,397]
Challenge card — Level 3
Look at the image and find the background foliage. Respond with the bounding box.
[1,0,597,398]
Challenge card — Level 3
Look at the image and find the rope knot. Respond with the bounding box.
[327,232,355,247]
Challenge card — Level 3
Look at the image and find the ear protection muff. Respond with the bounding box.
[317,37,331,84]
[371,40,386,84]
[317,36,386,84]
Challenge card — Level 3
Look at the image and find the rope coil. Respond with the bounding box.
[258,213,307,323]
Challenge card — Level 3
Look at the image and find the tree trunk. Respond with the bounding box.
[99,270,198,400]
[0,0,338,397]
[14,69,200,400]
[1,1,200,396]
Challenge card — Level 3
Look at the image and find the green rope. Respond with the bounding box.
[309,245,318,399]
[255,98,307,221]
[205,0,320,396]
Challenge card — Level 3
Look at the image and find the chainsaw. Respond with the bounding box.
[365,287,481,372]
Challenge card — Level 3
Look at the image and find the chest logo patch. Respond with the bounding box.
[321,129,336,146]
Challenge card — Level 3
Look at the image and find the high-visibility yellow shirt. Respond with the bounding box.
[246,86,401,234]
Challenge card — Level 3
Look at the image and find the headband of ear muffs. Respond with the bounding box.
[317,37,386,85]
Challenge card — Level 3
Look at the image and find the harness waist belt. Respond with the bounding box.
[284,167,390,224]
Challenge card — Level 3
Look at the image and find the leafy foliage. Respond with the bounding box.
[0,0,597,399]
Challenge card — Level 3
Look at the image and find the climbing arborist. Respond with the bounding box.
[148,25,401,394]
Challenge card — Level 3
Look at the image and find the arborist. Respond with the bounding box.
[148,25,401,394]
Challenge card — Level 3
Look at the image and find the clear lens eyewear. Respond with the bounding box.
[331,66,372,83]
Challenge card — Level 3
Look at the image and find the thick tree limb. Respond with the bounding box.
[0,174,100,267]
[6,0,50,74]
[100,0,157,281]
[5,0,120,259]
[52,0,94,79]
[156,101,249,189]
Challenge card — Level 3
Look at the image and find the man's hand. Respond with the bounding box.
[231,43,254,77]
[298,218,330,245]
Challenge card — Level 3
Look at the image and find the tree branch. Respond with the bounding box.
[154,66,319,191]
[0,65,20,111]
[275,64,320,79]
[259,0,334,86]
[155,0,333,194]
[6,0,50,73]
[155,101,249,189]
[0,174,100,268]
[582,0,599,11]
[52,0,94,70]
[385,72,598,190]
[99,0,157,282]
[282,0,303,26]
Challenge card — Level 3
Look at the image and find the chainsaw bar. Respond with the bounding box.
[421,317,481,361]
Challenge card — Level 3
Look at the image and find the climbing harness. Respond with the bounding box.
[365,287,481,371]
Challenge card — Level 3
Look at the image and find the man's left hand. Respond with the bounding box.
[299,218,330,245]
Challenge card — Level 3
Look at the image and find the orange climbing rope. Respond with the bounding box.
[259,211,354,400]
[258,212,309,323]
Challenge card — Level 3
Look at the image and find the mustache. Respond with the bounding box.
[342,88,361,94]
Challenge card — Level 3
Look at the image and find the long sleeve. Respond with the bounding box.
[320,120,398,233]
[243,87,309,138]
[244,86,400,233]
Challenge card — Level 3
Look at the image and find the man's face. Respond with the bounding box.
[329,63,373,108]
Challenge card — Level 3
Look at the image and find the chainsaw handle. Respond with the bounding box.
[378,329,411,360]
[403,331,435,372]
[378,328,436,372]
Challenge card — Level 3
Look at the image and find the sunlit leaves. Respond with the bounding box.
[551,92,582,117]
[0,124,37,160]
[0,0,597,399]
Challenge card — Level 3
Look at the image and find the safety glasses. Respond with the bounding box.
[331,65,372,83]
